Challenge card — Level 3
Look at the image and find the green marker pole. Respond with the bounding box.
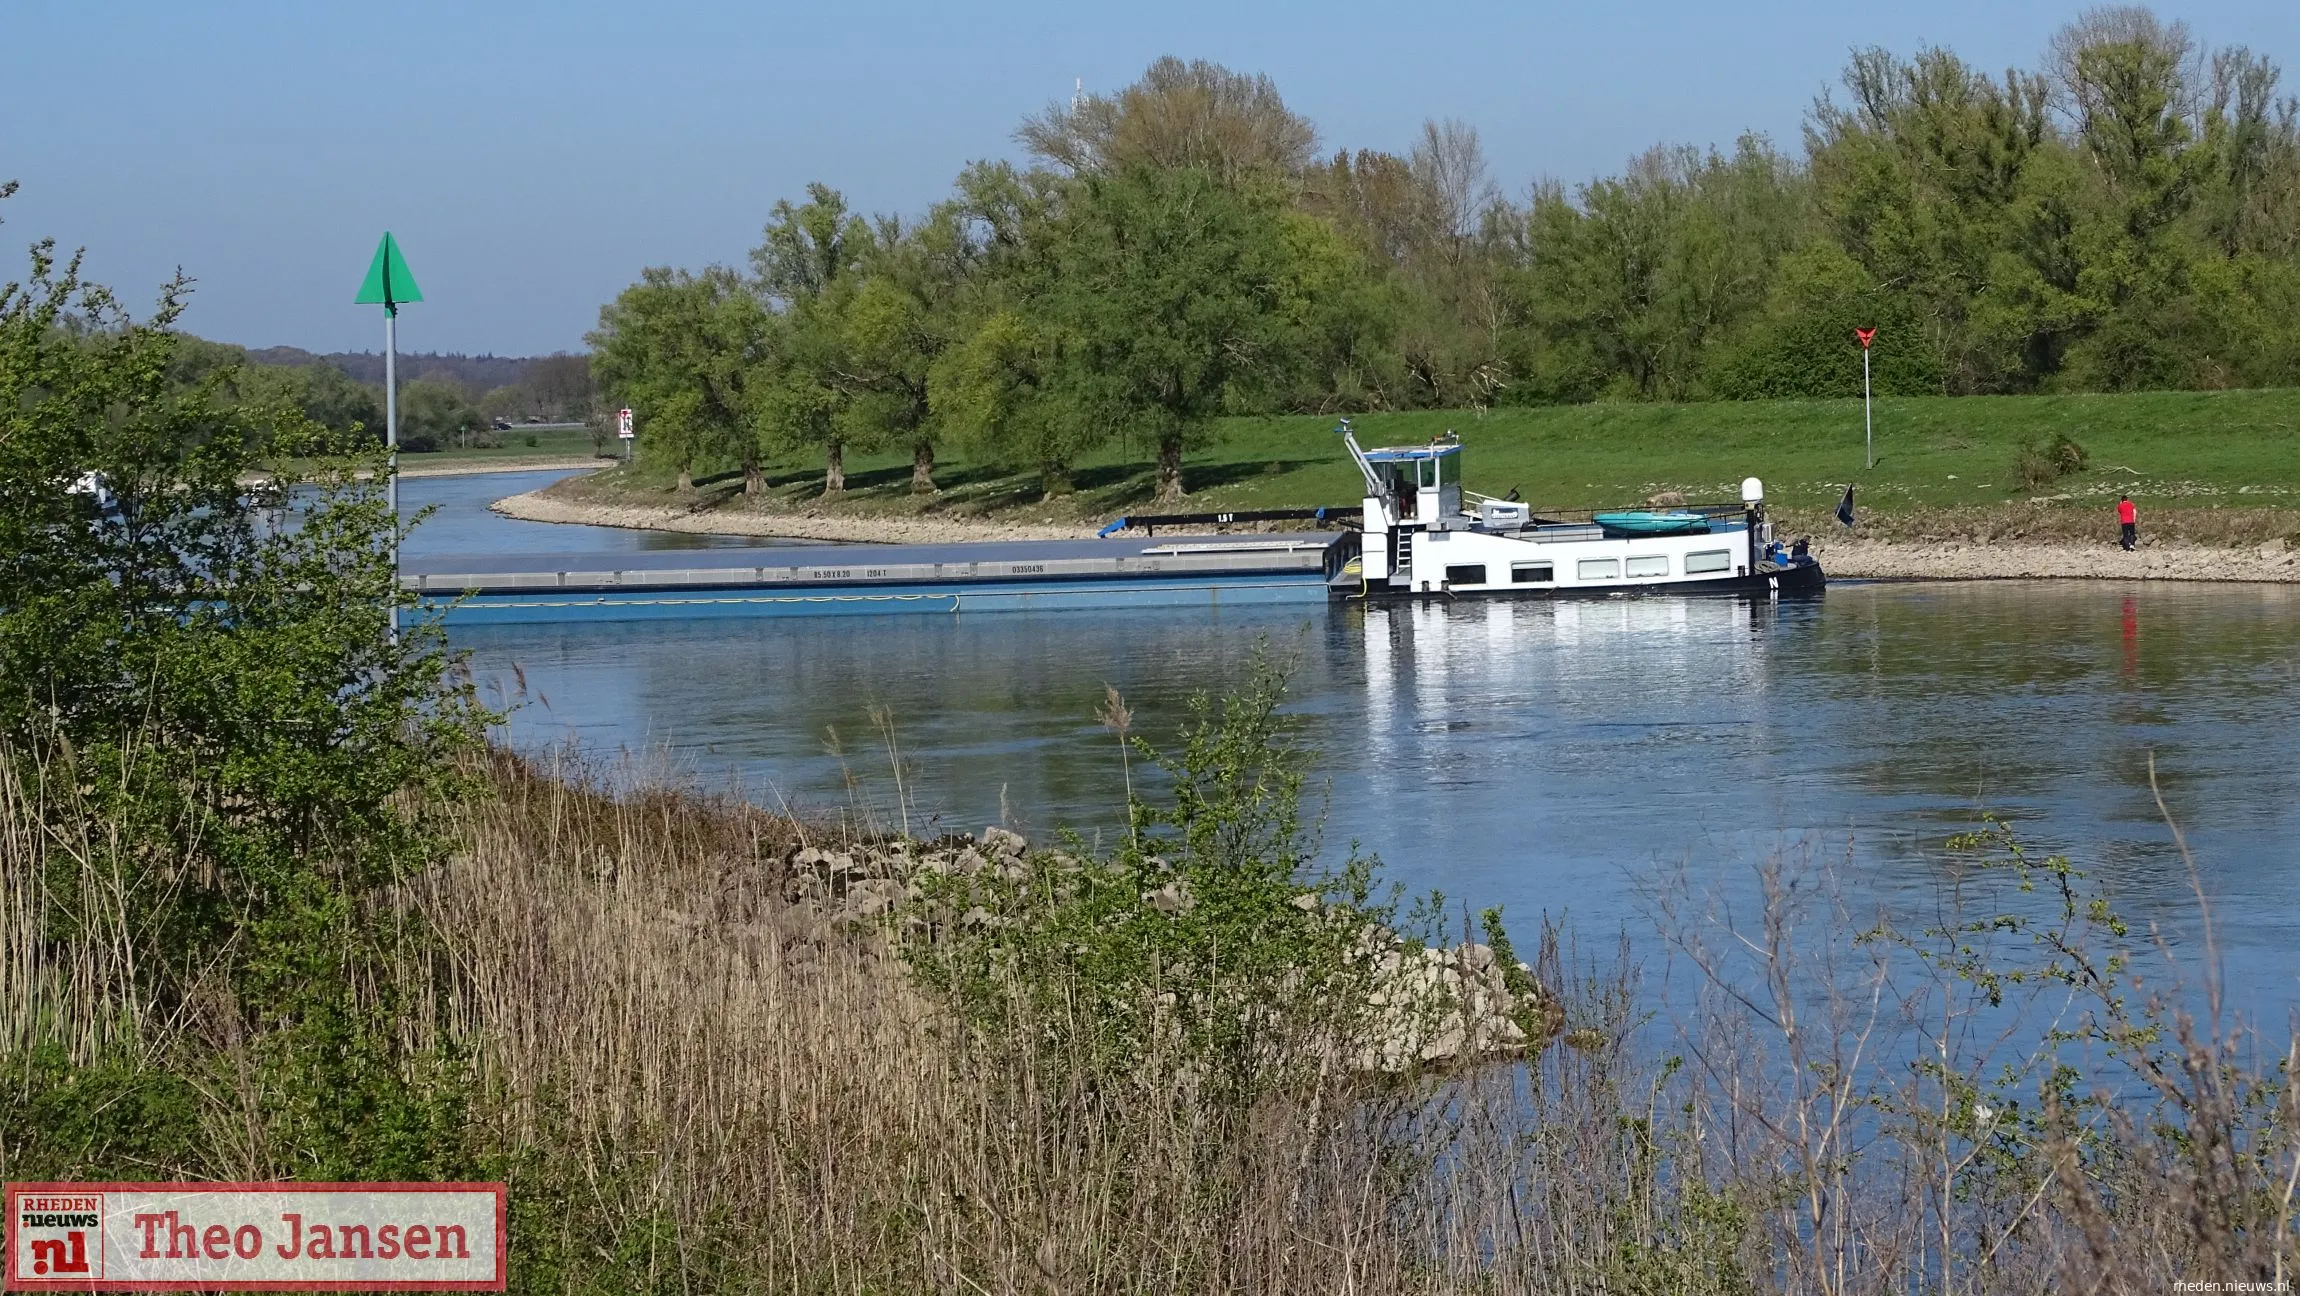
[386,303,397,541]
[356,233,423,637]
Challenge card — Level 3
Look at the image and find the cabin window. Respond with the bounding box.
[1511,562,1554,584]
[1577,558,1619,580]
[1625,555,1669,578]
[1444,564,1487,586]
[1685,549,1731,574]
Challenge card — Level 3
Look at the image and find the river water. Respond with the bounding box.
[412,472,2300,1017]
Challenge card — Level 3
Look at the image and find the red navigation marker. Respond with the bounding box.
[1856,327,1877,349]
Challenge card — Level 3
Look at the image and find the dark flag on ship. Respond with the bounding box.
[1834,486,1857,528]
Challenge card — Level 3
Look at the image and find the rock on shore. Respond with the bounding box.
[775,826,1561,1074]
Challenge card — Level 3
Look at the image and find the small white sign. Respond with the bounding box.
[616,408,634,439]
[7,1183,506,1291]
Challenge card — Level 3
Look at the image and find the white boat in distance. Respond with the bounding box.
[1330,419,1824,600]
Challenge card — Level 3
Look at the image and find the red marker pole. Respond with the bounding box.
[1856,327,1877,469]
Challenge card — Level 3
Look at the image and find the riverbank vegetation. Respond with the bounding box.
[553,385,2300,546]
[15,703,2300,1291]
[591,7,2300,511]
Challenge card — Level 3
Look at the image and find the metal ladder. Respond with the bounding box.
[1394,530,1414,583]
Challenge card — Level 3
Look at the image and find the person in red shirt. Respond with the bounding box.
[2117,495,2138,550]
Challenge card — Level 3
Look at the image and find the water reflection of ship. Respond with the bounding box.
[1355,596,1778,771]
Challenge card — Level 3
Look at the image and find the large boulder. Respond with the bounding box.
[1352,938,1561,1074]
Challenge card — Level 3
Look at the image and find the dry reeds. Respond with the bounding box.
[10,744,2300,1292]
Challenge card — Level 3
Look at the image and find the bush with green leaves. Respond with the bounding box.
[901,651,1446,1103]
[0,193,488,1181]
[2014,430,2091,491]
[396,376,491,452]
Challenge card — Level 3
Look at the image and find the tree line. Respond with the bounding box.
[591,7,2300,503]
[175,339,598,452]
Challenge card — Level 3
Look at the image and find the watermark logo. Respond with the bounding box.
[13,1194,99,1283]
[6,1184,505,1291]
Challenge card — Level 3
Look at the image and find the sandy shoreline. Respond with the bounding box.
[493,486,1096,544]
[492,484,2300,582]
[398,456,616,479]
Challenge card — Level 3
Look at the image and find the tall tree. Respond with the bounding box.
[1518,138,1807,401]
[1036,167,1295,503]
[752,185,870,494]
[589,266,766,492]
[1807,46,2052,390]
[831,212,975,494]
[2055,10,2223,387]
[931,308,1091,499]
[927,163,1093,498]
[1020,57,1318,183]
[396,377,486,452]
[1299,122,1515,408]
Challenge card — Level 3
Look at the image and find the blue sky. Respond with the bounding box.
[7,1,2296,356]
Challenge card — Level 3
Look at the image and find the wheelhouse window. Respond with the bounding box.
[1577,558,1619,580]
[1511,562,1554,584]
[1685,549,1731,574]
[1625,555,1669,578]
[1444,564,1487,586]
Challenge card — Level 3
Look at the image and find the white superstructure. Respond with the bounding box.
[1333,420,1821,599]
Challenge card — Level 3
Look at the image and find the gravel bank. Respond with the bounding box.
[1816,537,2300,582]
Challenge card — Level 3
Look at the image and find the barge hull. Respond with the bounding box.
[439,573,1327,624]
[1341,560,1826,602]
[408,535,1339,624]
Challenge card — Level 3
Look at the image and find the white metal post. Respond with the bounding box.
[1863,345,1873,471]
[386,310,398,640]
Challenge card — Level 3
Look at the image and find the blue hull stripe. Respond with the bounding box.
[434,574,1329,624]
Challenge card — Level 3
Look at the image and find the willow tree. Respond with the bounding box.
[832,212,975,494]
[752,184,869,494]
[1035,166,1294,504]
[589,265,766,492]
[1019,56,1317,184]
[931,307,1095,499]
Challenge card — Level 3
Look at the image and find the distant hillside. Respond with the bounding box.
[226,342,595,423]
[245,346,562,397]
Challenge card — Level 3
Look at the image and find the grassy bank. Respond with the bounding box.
[574,389,2300,544]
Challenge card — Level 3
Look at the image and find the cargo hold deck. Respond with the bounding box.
[405,534,1343,623]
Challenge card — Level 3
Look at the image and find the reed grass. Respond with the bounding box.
[9,743,2299,1292]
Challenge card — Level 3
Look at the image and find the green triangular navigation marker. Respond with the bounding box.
[354,232,423,315]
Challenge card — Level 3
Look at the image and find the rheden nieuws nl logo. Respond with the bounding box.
[5,1183,506,1292]
[13,1193,98,1281]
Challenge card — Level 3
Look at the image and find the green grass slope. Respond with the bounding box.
[576,389,2300,543]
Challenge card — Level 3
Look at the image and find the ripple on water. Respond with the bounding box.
[421,471,2300,1024]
